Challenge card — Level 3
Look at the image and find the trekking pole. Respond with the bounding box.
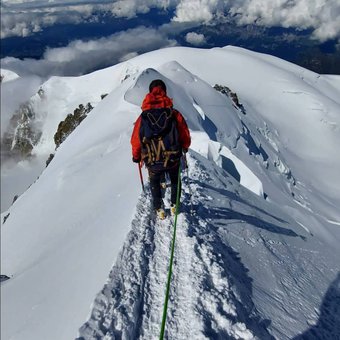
[183,153,194,215]
[186,167,194,215]
[138,162,145,192]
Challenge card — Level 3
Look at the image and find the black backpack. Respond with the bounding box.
[139,108,182,170]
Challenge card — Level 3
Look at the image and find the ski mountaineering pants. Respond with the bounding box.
[148,163,181,210]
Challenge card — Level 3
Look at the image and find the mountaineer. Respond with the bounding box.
[131,79,191,219]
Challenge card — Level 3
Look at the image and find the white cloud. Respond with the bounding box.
[1,0,339,42]
[1,27,177,77]
[185,32,206,46]
[229,0,340,42]
[111,0,171,18]
[173,0,220,23]
[173,0,340,42]
[0,2,110,38]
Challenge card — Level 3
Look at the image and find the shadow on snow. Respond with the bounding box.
[182,191,275,339]
[293,272,340,340]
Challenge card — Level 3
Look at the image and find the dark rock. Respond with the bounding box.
[3,213,10,224]
[214,84,246,113]
[1,102,41,159]
[0,275,10,282]
[38,87,45,98]
[54,103,93,149]
[46,153,55,167]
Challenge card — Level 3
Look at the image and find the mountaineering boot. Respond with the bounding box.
[157,208,166,220]
[170,204,176,216]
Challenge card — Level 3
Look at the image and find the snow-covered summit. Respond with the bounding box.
[1,46,340,340]
[0,69,20,83]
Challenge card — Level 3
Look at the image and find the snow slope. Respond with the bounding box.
[0,63,132,212]
[0,69,19,83]
[1,46,340,340]
[78,153,339,340]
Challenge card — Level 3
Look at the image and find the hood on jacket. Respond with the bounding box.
[141,86,173,111]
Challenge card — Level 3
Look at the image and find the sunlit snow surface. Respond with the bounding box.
[1,46,340,340]
[0,69,19,83]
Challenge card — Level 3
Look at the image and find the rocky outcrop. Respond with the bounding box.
[0,275,10,282]
[45,153,55,167]
[46,103,93,168]
[54,103,93,149]
[2,102,42,159]
[214,84,245,113]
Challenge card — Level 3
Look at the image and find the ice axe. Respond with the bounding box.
[138,162,144,192]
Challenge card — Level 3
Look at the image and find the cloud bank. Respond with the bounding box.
[110,0,171,18]
[1,26,177,77]
[1,0,340,42]
[229,0,340,42]
[172,0,340,42]
[0,1,111,38]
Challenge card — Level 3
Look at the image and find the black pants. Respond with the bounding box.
[148,164,181,210]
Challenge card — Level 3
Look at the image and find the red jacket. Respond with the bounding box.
[131,86,191,160]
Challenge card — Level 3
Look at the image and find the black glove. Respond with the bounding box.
[133,157,141,163]
[183,148,188,154]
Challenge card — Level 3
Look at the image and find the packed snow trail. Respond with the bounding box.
[159,164,181,340]
[77,152,339,339]
[77,154,284,339]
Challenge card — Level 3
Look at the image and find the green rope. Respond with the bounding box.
[159,163,182,340]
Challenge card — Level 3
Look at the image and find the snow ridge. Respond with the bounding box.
[78,155,274,340]
[2,46,340,340]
